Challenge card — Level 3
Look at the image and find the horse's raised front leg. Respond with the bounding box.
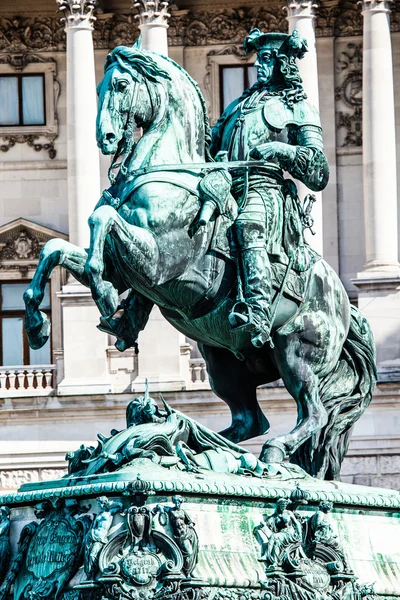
[85,205,158,317]
[24,239,88,349]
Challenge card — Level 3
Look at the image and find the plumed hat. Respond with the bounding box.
[244,28,308,60]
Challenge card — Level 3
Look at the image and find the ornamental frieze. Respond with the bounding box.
[0,3,398,52]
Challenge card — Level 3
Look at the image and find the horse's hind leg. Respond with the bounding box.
[24,239,88,349]
[199,344,270,443]
[260,305,344,464]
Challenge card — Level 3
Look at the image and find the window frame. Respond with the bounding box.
[0,62,58,137]
[219,64,256,114]
[0,280,52,367]
[0,72,46,128]
[205,48,256,126]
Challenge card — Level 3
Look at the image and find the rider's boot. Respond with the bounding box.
[229,247,273,348]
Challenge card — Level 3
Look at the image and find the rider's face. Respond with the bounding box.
[254,50,277,85]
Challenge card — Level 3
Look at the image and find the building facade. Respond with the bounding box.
[0,0,399,491]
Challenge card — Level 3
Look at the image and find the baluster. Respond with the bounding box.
[43,370,53,389]
[193,364,202,383]
[202,363,209,383]
[0,372,7,390]
[8,370,17,391]
[15,370,25,389]
[26,369,35,391]
[33,370,41,389]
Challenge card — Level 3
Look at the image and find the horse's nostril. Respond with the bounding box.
[105,132,116,143]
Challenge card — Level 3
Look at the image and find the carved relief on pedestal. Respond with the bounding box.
[335,42,362,148]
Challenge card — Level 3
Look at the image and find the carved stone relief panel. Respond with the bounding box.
[335,41,362,148]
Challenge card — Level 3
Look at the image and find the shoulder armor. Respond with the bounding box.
[263,98,321,130]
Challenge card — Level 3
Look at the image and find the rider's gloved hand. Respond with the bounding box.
[250,142,296,164]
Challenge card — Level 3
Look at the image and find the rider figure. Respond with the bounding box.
[210,29,329,349]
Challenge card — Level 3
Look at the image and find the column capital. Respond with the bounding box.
[57,0,97,29]
[283,1,318,20]
[358,0,393,13]
[133,1,171,27]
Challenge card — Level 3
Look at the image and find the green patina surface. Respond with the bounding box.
[8,21,393,600]
[23,28,376,481]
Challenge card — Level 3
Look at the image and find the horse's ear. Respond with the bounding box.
[133,35,143,50]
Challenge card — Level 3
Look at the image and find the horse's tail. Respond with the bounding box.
[291,305,377,480]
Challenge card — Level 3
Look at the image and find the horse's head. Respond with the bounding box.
[96,41,171,155]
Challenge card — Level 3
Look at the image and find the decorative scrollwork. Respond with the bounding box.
[0,135,57,159]
[335,43,363,147]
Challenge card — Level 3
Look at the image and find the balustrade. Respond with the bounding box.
[0,365,56,396]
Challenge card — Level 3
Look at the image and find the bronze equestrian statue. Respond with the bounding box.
[23,29,376,480]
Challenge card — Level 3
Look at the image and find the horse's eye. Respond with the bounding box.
[117,81,128,92]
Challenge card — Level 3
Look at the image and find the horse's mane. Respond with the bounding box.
[160,54,213,162]
[105,46,213,161]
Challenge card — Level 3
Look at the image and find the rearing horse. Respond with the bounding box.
[23,42,376,480]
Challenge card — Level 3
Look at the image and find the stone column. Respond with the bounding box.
[129,0,191,391]
[134,0,170,56]
[359,0,399,278]
[284,0,323,256]
[56,0,111,395]
[354,0,400,366]
[57,0,101,247]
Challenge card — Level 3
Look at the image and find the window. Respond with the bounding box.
[0,59,58,137]
[220,65,257,112]
[0,282,51,366]
[0,74,45,127]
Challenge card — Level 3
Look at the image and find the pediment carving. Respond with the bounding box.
[0,219,68,272]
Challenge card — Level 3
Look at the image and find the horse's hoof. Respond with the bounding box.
[25,311,50,350]
[95,281,119,317]
[115,339,128,352]
[259,440,287,464]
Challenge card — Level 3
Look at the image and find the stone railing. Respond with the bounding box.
[0,365,56,396]
[188,358,210,390]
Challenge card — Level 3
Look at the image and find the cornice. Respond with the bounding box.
[0,2,398,51]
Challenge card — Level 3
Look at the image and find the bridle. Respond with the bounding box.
[107,72,143,185]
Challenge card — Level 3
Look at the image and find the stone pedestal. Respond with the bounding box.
[353,0,400,365]
[285,0,323,256]
[3,460,400,600]
[56,282,112,395]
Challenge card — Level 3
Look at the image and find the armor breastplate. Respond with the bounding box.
[219,97,288,162]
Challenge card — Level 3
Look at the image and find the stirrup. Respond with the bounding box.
[228,301,252,330]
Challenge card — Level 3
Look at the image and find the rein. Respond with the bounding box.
[128,161,284,179]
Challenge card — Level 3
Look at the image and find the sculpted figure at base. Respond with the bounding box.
[83,496,123,580]
[155,496,199,577]
[24,27,376,481]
